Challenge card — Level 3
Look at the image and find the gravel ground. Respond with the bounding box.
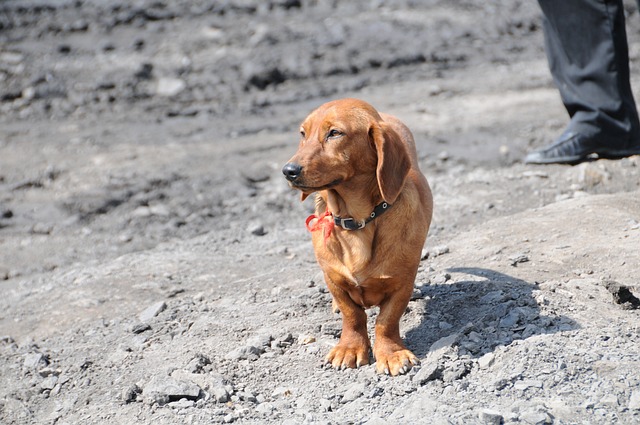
[1,1,640,424]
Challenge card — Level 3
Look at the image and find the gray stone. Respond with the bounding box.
[122,384,142,403]
[629,390,640,410]
[24,352,47,369]
[499,309,521,328]
[479,409,504,425]
[319,398,332,412]
[432,273,451,285]
[520,409,553,425]
[576,162,610,187]
[225,345,262,360]
[143,376,201,405]
[424,245,450,258]
[168,398,195,409]
[139,301,167,322]
[131,322,151,334]
[40,376,58,391]
[480,290,505,304]
[413,362,440,385]
[478,352,495,369]
[442,360,471,382]
[410,287,424,300]
[246,334,272,351]
[522,324,540,338]
[156,77,186,97]
[255,402,275,414]
[186,354,211,373]
[341,383,365,403]
[241,164,271,183]
[272,386,293,398]
[426,333,461,364]
[514,380,543,391]
[598,393,619,408]
[211,384,230,403]
[247,221,267,236]
[509,253,529,266]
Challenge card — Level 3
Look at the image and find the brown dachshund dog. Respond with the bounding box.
[282,98,433,376]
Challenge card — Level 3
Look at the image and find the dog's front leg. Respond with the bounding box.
[324,275,371,369]
[373,282,418,375]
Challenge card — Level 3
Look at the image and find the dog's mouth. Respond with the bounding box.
[290,178,342,192]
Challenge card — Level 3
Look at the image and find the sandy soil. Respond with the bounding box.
[1,1,640,424]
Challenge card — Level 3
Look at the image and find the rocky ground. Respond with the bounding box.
[1,0,640,424]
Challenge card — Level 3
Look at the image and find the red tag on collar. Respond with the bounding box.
[305,209,335,242]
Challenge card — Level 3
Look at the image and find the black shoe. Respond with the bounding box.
[524,131,640,165]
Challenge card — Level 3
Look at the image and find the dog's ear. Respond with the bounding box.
[370,121,411,204]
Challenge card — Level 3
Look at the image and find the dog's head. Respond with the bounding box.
[282,98,410,203]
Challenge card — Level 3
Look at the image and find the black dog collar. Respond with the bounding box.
[333,202,391,230]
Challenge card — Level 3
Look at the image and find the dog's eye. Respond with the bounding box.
[300,130,306,138]
[327,129,343,139]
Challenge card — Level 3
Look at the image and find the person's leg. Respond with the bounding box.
[526,0,640,164]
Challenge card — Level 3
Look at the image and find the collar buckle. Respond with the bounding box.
[333,201,391,231]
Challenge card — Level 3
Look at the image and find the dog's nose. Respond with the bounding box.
[282,162,302,182]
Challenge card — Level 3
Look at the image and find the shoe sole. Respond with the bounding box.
[525,149,640,165]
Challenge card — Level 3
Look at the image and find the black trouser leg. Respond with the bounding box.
[538,0,640,147]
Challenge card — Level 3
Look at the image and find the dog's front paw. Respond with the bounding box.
[325,343,370,369]
[374,348,419,376]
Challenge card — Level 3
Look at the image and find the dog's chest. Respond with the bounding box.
[315,229,380,285]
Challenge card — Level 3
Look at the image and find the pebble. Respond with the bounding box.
[598,393,619,408]
[143,376,201,405]
[426,333,460,364]
[246,334,272,351]
[210,383,230,403]
[256,402,275,414]
[478,409,503,425]
[442,360,471,382]
[156,77,186,97]
[423,245,450,259]
[480,290,505,304]
[432,273,451,285]
[241,164,272,183]
[122,384,142,403]
[319,398,332,412]
[576,162,610,187]
[138,301,167,322]
[499,309,522,328]
[629,390,640,410]
[131,323,151,334]
[225,345,262,361]
[513,380,543,391]
[341,383,365,403]
[40,376,58,391]
[477,352,495,369]
[272,387,292,398]
[410,287,424,300]
[247,221,267,236]
[31,222,53,235]
[297,334,316,345]
[413,362,440,385]
[186,354,211,373]
[24,352,47,369]
[509,253,530,266]
[519,409,553,425]
[168,398,195,409]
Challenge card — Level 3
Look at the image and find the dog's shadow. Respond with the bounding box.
[404,267,577,359]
